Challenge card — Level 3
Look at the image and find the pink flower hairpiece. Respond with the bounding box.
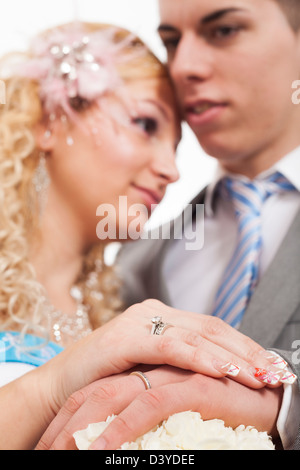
[16,24,140,121]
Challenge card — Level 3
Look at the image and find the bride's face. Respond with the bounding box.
[44,77,181,243]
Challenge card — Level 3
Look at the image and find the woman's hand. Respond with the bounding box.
[36,366,283,450]
[5,298,284,449]
[6,297,281,450]
[46,299,285,418]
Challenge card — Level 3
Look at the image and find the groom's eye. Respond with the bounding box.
[160,36,180,57]
[133,117,158,135]
[162,36,180,49]
[207,24,243,41]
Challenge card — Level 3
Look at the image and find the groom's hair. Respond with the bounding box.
[275,0,300,31]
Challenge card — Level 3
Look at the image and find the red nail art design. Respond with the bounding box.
[254,368,280,385]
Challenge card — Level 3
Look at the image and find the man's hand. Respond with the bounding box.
[36,366,283,450]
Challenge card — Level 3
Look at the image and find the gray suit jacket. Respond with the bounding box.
[117,188,300,450]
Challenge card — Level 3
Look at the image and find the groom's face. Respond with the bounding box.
[158,0,300,174]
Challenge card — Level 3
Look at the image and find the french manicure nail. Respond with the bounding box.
[220,362,241,377]
[258,351,288,370]
[271,357,288,370]
[279,371,297,385]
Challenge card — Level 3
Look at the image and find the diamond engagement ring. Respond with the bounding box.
[130,371,152,390]
[151,316,173,336]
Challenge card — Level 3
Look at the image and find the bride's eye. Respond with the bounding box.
[133,117,158,135]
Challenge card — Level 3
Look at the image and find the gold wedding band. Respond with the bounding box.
[130,371,152,390]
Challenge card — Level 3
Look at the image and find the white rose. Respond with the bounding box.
[73,411,275,451]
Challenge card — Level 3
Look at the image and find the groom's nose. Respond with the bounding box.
[169,32,214,87]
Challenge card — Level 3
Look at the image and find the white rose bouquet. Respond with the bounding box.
[73,411,275,450]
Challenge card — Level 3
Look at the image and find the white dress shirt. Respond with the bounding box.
[164,147,300,315]
[163,146,300,449]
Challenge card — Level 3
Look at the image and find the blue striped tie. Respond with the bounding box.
[211,172,296,329]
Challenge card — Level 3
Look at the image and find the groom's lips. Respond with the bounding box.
[184,99,228,126]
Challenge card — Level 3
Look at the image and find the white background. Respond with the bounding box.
[0,0,217,228]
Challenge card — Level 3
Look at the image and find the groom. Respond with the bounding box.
[118,0,300,449]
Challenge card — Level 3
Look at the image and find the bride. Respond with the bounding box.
[0,21,184,448]
[0,21,181,349]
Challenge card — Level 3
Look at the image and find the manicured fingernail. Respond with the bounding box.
[259,350,275,360]
[253,368,281,385]
[258,351,288,370]
[270,357,288,370]
[279,371,297,385]
[219,362,241,377]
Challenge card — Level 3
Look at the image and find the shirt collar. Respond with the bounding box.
[205,146,300,217]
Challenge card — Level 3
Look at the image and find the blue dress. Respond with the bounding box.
[0,331,63,367]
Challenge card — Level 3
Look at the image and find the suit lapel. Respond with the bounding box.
[156,189,299,348]
[239,209,300,347]
[155,188,207,306]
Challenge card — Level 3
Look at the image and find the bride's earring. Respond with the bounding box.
[33,151,51,217]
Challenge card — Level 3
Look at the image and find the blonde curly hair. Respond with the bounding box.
[0,22,171,338]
